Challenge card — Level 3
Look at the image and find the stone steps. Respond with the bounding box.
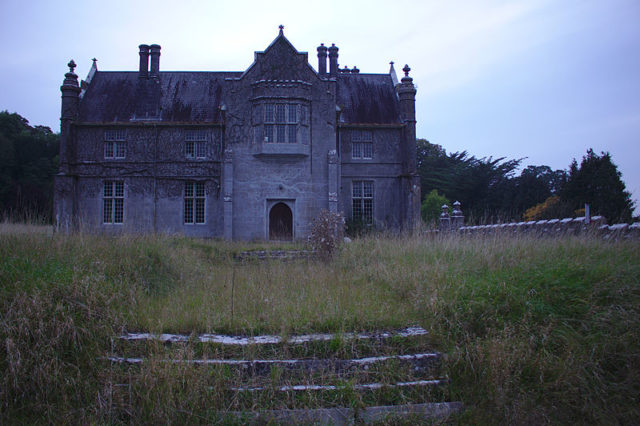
[106,326,462,422]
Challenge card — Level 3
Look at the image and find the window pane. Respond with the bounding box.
[363,199,373,223]
[361,130,372,141]
[104,142,114,158]
[114,181,124,197]
[352,181,362,198]
[276,125,286,143]
[195,182,205,197]
[114,199,124,223]
[363,181,373,198]
[265,104,274,122]
[276,104,286,123]
[184,198,193,224]
[105,130,126,141]
[103,199,112,223]
[288,104,297,123]
[195,198,205,223]
[362,142,372,159]
[104,182,113,197]
[185,141,195,157]
[353,142,362,159]
[184,181,193,197]
[264,125,273,143]
[352,130,361,142]
[196,141,206,158]
[115,141,126,158]
[288,125,296,143]
[352,199,362,221]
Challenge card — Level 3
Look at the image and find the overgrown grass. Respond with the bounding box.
[1,227,638,423]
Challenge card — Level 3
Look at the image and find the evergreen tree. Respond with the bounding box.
[561,149,634,223]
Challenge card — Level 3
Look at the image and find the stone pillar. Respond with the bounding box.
[223,148,234,240]
[59,60,80,174]
[439,204,450,231]
[451,201,464,229]
[55,60,81,232]
[328,149,338,213]
[317,43,327,76]
[396,64,420,230]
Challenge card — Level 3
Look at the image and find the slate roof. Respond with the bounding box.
[78,71,241,123]
[336,73,401,125]
[78,70,401,125]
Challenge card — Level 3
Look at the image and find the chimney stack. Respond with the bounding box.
[317,43,327,76]
[149,44,161,78]
[138,44,150,78]
[328,43,339,77]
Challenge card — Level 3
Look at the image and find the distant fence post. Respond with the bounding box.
[585,203,590,225]
[439,204,450,231]
[451,201,464,230]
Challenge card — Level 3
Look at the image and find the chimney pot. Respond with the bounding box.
[138,44,150,78]
[149,44,161,78]
[317,43,328,76]
[328,43,339,77]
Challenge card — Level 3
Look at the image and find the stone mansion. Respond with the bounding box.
[54,27,420,240]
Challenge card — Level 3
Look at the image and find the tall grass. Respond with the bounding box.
[1,227,638,423]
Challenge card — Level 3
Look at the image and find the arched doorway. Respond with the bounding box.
[269,202,293,240]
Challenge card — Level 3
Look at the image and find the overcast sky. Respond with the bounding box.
[1,0,638,209]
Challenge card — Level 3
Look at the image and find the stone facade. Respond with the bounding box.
[54,28,420,240]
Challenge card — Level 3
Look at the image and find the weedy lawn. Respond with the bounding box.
[1,227,638,423]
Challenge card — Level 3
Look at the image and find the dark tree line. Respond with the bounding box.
[0,111,59,221]
[417,139,634,224]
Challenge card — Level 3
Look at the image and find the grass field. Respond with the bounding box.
[1,226,638,423]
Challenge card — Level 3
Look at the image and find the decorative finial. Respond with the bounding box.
[403,64,411,77]
[68,59,76,73]
[279,25,284,34]
[92,58,97,63]
[390,61,394,66]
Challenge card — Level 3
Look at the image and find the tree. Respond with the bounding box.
[561,149,633,223]
[421,189,450,225]
[416,139,522,222]
[0,111,59,221]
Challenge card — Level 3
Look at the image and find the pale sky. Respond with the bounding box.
[1,0,638,209]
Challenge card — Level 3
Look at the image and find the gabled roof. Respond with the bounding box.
[336,73,401,125]
[241,27,318,81]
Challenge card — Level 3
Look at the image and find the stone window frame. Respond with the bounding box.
[259,102,308,144]
[103,180,124,224]
[184,181,206,224]
[351,130,373,160]
[352,180,374,224]
[185,130,208,159]
[104,130,126,159]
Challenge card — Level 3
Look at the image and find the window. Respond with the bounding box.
[103,181,124,224]
[104,130,126,159]
[352,130,373,159]
[184,181,205,224]
[352,181,373,224]
[185,130,207,159]
[262,103,305,143]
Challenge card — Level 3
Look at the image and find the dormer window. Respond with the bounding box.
[104,130,126,159]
